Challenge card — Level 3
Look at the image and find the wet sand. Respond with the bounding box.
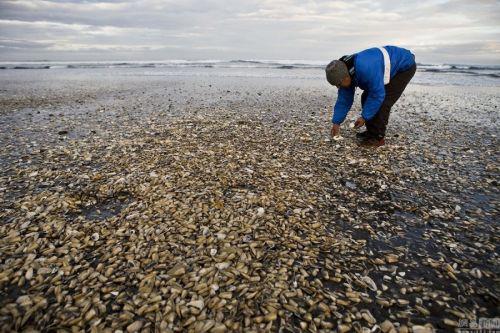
[0,71,498,332]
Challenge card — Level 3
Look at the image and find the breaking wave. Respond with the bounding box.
[0,60,498,79]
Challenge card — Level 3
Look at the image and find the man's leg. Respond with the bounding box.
[365,64,417,138]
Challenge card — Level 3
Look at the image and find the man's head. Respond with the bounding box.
[325,60,351,88]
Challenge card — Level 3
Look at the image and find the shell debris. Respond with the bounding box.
[0,73,498,332]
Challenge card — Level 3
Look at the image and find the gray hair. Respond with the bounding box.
[325,60,348,86]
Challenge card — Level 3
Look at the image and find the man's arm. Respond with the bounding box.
[332,85,355,125]
[361,79,385,121]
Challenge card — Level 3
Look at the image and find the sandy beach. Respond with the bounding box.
[0,69,498,332]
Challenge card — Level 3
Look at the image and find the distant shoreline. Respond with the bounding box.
[1,61,498,86]
[0,59,499,71]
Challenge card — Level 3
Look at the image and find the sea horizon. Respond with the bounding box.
[1,58,499,67]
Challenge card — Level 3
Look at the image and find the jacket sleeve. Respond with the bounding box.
[332,85,355,124]
[361,77,385,121]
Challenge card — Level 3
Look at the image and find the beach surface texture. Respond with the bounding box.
[0,65,498,332]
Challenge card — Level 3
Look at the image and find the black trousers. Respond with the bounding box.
[361,64,417,138]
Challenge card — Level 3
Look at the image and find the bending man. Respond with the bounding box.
[325,46,416,147]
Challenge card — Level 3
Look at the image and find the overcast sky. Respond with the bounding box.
[0,0,499,64]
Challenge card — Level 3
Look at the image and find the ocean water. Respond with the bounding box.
[0,60,499,87]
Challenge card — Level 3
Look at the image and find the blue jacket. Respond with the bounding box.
[332,46,415,124]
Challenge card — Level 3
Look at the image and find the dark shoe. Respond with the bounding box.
[358,136,385,147]
[355,131,374,139]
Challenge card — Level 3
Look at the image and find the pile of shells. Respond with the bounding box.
[0,75,498,332]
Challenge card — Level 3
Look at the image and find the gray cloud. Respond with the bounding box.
[0,38,54,49]
[0,0,499,64]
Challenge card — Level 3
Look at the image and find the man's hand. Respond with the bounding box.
[331,124,340,137]
[354,117,365,128]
